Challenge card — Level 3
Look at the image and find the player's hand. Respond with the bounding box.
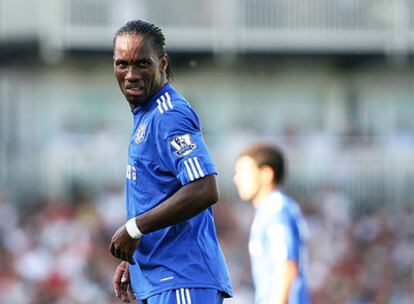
[110,225,140,265]
[113,261,137,303]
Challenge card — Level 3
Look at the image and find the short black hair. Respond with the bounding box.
[238,143,286,185]
[114,20,173,81]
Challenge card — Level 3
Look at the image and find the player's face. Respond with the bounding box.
[114,34,168,108]
[233,156,261,202]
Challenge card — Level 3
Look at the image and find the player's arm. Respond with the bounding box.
[110,174,218,262]
[266,221,299,304]
[134,173,218,232]
[269,260,298,304]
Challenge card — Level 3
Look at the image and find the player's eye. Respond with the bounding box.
[116,61,127,68]
[138,60,151,68]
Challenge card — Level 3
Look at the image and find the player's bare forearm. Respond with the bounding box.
[109,174,218,263]
[134,174,219,234]
[271,260,298,304]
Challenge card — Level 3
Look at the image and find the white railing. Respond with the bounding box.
[1,0,413,54]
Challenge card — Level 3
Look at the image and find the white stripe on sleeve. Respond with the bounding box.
[185,288,192,304]
[156,99,164,113]
[176,289,181,304]
[188,158,200,179]
[184,160,194,181]
[193,157,205,177]
[180,288,186,304]
[166,92,173,109]
[161,95,169,111]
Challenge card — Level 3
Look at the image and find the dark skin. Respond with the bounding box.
[110,175,219,262]
[113,34,168,110]
[110,34,220,303]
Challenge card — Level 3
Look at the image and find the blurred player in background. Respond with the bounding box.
[233,143,309,304]
[109,20,233,304]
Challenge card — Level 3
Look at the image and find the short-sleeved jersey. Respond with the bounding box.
[249,190,309,304]
[125,83,233,300]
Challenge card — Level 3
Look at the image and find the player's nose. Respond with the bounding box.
[125,66,140,81]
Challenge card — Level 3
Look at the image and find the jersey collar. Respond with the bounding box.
[257,190,284,213]
[131,83,172,115]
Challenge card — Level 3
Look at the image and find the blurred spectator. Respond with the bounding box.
[0,191,119,303]
[0,185,412,303]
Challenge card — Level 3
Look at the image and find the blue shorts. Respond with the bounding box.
[140,288,224,304]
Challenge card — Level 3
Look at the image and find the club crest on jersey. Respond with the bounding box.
[170,134,196,157]
[134,123,146,144]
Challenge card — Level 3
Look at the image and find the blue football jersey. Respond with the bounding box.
[125,83,233,300]
[249,191,309,304]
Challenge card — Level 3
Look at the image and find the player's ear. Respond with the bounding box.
[160,54,168,72]
[260,165,275,186]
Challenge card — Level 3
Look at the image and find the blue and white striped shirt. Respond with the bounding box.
[249,190,309,304]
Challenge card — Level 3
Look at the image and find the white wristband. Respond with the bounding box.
[125,218,143,239]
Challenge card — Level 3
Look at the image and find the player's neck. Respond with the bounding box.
[252,184,277,208]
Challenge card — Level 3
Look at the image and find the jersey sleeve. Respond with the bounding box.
[266,216,299,263]
[154,104,217,186]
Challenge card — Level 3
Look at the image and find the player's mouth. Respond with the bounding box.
[125,85,145,96]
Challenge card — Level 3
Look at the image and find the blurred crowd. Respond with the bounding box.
[0,185,413,304]
[0,186,123,304]
[303,190,414,304]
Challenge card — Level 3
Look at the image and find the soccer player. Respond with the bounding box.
[233,143,309,304]
[109,20,233,304]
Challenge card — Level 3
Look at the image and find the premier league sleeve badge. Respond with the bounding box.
[170,134,197,157]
